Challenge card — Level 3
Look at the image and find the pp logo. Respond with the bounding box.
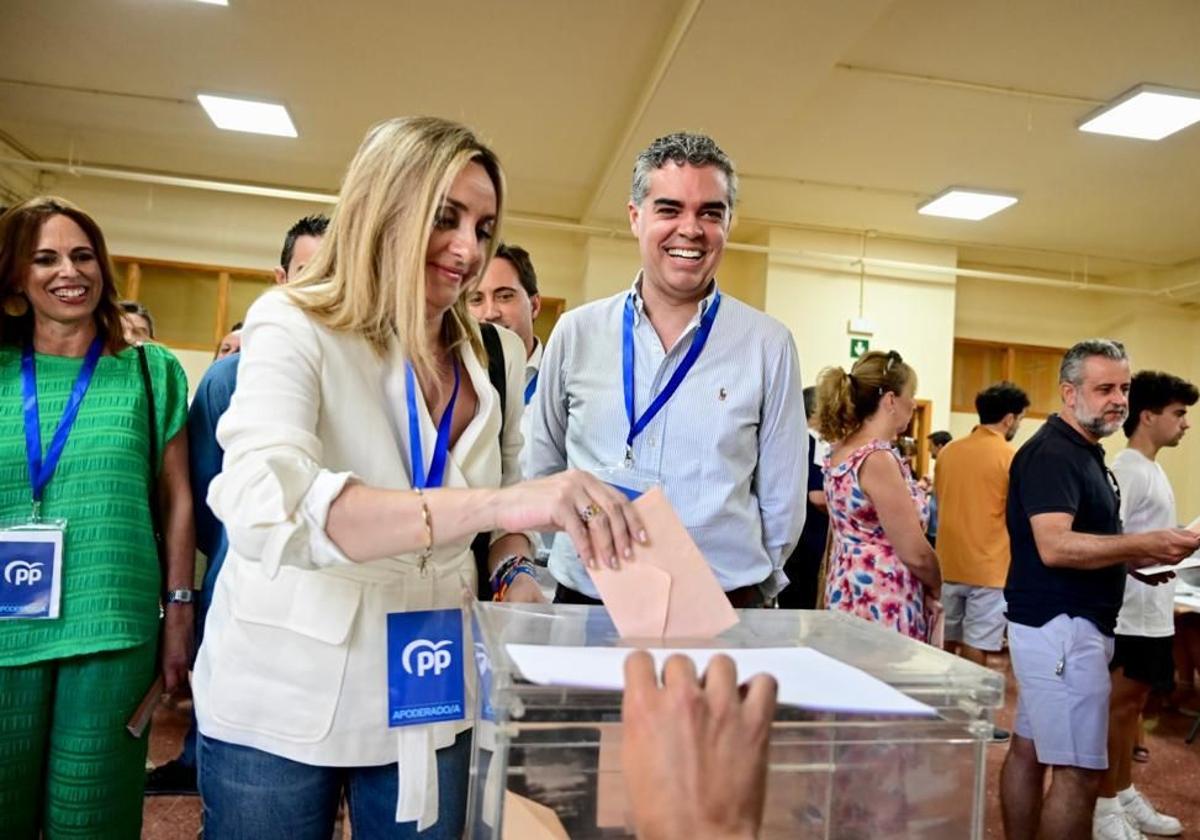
[401,639,453,677]
[473,642,491,678]
[4,559,43,587]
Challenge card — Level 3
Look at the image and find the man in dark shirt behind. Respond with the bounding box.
[1000,339,1200,840]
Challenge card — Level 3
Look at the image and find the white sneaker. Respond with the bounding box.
[1093,808,1144,840]
[1119,787,1183,837]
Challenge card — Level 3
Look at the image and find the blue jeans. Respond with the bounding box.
[198,730,471,839]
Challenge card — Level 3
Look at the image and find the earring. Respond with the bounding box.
[2,295,28,317]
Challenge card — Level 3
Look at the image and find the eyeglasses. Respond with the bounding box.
[1104,467,1122,504]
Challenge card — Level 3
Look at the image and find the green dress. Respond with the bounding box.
[0,342,187,665]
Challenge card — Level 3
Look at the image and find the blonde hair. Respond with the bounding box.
[814,350,917,441]
[286,117,504,391]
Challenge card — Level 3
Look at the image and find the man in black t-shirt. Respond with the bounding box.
[1000,339,1200,840]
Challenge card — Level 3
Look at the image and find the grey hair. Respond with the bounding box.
[1059,338,1129,386]
[630,132,738,208]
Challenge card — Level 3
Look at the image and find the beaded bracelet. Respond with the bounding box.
[490,554,523,588]
[492,557,537,601]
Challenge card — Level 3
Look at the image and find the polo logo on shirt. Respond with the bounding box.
[718,388,727,401]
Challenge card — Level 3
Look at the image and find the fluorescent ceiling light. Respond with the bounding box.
[193,0,229,5]
[197,94,297,138]
[1078,84,1200,141]
[917,188,1018,221]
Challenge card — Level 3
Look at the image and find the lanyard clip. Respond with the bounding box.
[29,498,41,524]
[624,445,634,469]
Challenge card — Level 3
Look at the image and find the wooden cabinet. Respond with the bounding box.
[114,256,273,352]
[114,255,570,352]
[952,338,1065,419]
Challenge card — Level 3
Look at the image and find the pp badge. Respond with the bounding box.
[386,609,466,727]
[0,527,64,619]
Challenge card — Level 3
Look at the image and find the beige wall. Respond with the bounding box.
[497,226,587,307]
[763,229,957,430]
[37,176,328,271]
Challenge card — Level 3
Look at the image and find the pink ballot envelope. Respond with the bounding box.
[587,487,739,639]
[502,790,570,839]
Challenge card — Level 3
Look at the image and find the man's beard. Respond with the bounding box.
[1076,403,1127,438]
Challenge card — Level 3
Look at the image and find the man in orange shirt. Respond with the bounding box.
[935,382,1030,669]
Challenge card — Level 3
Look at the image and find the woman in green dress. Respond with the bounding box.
[0,196,194,839]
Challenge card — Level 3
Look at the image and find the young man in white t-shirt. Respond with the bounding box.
[1094,370,1198,840]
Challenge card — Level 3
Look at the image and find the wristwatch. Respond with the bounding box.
[165,588,196,605]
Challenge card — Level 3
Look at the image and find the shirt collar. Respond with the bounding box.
[628,272,720,327]
[1047,414,1106,455]
[526,337,543,374]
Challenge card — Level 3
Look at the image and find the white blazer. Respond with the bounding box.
[193,289,527,829]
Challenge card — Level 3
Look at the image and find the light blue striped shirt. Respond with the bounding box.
[526,277,808,599]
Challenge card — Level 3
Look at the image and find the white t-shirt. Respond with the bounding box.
[1112,448,1178,637]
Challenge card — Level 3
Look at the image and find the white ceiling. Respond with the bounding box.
[3,0,1199,275]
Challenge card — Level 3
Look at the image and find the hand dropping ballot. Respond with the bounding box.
[586,487,738,639]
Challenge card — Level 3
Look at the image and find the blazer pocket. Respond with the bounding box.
[209,563,362,743]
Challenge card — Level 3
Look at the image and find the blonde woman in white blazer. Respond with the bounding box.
[192,117,644,840]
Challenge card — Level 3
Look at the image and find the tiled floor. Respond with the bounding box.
[141,654,1200,838]
[141,698,201,839]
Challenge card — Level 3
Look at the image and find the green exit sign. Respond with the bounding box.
[850,337,870,359]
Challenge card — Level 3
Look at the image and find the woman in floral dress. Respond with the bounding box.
[814,350,942,641]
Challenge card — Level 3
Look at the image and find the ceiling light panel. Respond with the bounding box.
[193,0,229,6]
[197,94,297,138]
[917,188,1018,221]
[1078,84,1200,141]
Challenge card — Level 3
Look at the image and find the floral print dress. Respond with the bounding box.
[824,439,931,641]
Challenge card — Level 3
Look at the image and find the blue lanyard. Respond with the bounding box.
[21,336,104,518]
[523,371,539,406]
[404,357,461,489]
[621,290,721,465]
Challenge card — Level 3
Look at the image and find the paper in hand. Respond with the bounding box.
[587,487,738,639]
[1138,556,1200,576]
[1135,515,1200,575]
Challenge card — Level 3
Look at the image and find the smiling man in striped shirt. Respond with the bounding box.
[526,132,807,607]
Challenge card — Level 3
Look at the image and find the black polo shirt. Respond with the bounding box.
[1004,415,1125,635]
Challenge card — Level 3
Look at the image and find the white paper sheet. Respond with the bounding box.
[1175,582,1200,613]
[1176,593,1200,612]
[505,644,936,717]
[1137,556,1200,576]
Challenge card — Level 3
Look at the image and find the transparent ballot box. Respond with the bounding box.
[467,603,1005,839]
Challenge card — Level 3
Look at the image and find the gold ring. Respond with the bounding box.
[579,503,603,524]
